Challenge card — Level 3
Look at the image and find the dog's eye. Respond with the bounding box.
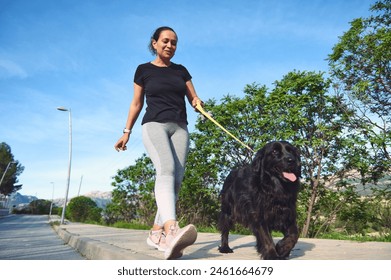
[272,149,279,155]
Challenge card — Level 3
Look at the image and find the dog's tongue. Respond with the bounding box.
[283,172,297,182]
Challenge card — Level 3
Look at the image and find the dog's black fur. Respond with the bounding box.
[218,141,301,260]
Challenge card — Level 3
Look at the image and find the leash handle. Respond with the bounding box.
[195,102,254,153]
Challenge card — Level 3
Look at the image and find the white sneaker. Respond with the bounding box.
[146,229,167,252]
[164,222,197,260]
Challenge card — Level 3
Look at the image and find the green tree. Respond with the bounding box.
[0,142,24,196]
[328,0,391,182]
[266,71,355,237]
[338,186,373,235]
[191,84,269,180]
[106,155,155,225]
[67,196,101,223]
[178,145,221,227]
[29,199,52,215]
[192,71,354,237]
[369,188,391,234]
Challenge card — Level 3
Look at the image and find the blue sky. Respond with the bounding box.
[0,0,374,200]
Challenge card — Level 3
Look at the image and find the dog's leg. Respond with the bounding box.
[275,224,299,259]
[253,224,282,260]
[217,211,234,253]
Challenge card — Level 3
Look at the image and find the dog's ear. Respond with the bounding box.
[251,147,265,173]
[293,145,302,178]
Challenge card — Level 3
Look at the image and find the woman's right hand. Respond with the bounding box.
[114,134,130,152]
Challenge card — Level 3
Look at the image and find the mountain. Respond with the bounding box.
[82,191,112,208]
[52,191,112,209]
[7,191,112,209]
[8,192,38,208]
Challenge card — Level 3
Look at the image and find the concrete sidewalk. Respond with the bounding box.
[50,217,391,260]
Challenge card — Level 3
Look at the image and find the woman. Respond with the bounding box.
[114,26,202,259]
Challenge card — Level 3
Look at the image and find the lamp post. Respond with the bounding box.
[49,182,55,216]
[57,107,72,225]
[0,161,16,188]
[0,161,15,209]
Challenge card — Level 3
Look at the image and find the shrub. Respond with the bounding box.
[67,196,102,223]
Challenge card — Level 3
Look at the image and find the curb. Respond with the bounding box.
[53,225,158,260]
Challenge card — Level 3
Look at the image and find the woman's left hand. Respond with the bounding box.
[192,98,204,111]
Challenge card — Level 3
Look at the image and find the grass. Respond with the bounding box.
[110,221,219,233]
[49,221,60,226]
[111,221,150,230]
[317,232,391,242]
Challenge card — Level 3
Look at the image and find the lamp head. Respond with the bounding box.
[57,107,69,112]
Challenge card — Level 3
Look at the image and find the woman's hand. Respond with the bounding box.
[192,98,204,111]
[114,134,130,152]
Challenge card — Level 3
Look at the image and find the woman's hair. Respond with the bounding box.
[148,26,177,55]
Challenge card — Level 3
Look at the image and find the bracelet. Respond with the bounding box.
[123,128,131,134]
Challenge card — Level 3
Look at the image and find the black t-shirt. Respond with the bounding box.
[134,62,192,125]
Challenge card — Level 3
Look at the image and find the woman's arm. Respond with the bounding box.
[124,83,144,131]
[185,80,203,108]
[114,83,144,151]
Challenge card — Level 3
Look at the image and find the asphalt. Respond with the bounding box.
[49,216,391,260]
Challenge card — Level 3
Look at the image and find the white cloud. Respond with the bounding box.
[0,59,28,79]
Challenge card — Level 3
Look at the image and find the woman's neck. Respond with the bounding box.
[152,58,171,67]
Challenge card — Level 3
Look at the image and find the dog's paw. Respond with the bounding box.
[218,246,234,254]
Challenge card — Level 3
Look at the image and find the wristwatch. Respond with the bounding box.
[123,128,131,134]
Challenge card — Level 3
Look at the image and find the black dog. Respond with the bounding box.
[218,141,301,260]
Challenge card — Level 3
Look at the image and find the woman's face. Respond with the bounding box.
[152,30,177,60]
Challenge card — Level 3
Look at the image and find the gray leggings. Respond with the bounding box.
[142,122,189,227]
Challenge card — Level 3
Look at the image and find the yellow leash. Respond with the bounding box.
[195,102,254,153]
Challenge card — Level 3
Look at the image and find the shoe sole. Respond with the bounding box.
[164,224,197,260]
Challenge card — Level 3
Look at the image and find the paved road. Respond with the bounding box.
[0,215,84,260]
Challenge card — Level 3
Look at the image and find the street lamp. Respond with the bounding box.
[0,161,16,209]
[57,106,72,225]
[0,161,16,188]
[49,182,55,216]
